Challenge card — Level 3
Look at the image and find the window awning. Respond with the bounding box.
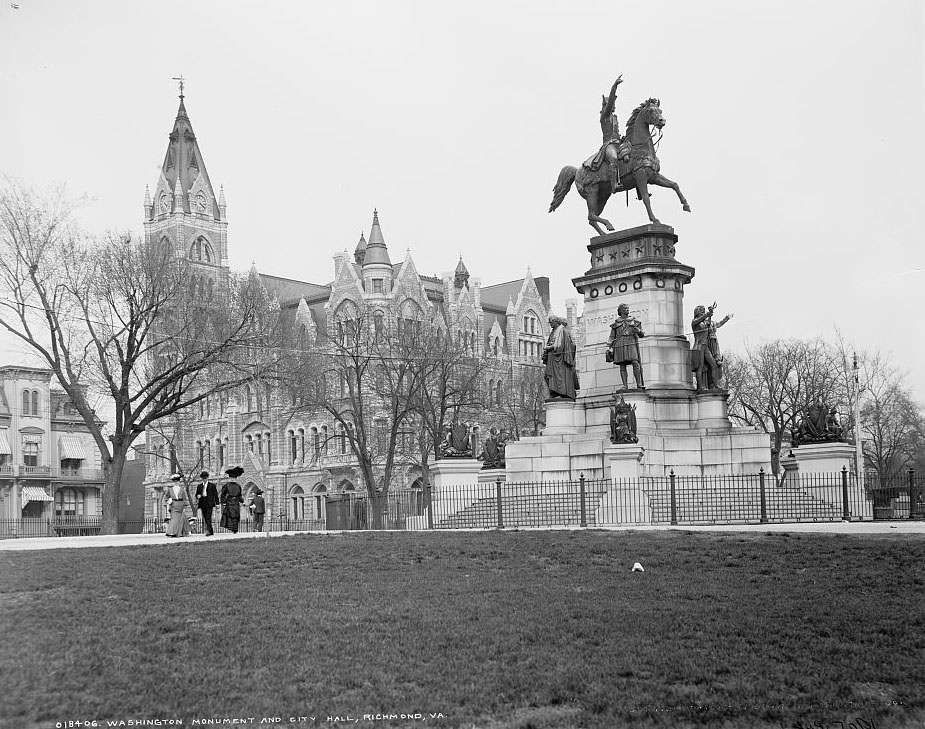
[0,429,10,456]
[22,486,53,505]
[59,434,86,460]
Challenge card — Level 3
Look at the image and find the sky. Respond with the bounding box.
[1,0,923,394]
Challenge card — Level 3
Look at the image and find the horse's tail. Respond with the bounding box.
[549,165,577,213]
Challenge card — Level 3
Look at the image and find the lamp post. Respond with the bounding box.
[853,352,864,495]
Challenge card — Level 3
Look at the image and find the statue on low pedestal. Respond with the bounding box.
[439,421,473,458]
[478,427,510,469]
[791,400,845,446]
[609,393,639,444]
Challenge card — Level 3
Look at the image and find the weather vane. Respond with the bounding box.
[171,75,186,97]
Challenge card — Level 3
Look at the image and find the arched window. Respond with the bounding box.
[245,385,253,412]
[290,485,305,520]
[31,390,39,416]
[337,423,347,454]
[190,236,214,263]
[496,382,503,407]
[298,428,305,463]
[321,425,328,455]
[311,427,319,459]
[265,431,271,464]
[245,434,253,452]
[313,483,327,519]
[289,430,298,464]
[22,390,30,416]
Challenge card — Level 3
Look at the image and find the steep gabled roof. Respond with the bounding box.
[150,94,220,220]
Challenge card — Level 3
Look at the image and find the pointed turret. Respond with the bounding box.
[363,209,391,266]
[149,92,221,221]
[354,231,367,265]
[362,209,393,297]
[143,185,152,217]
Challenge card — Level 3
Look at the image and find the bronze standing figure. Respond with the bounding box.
[607,304,645,390]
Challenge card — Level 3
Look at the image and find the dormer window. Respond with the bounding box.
[372,279,383,294]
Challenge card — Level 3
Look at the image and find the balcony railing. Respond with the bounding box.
[20,465,52,478]
[0,465,106,480]
[57,466,105,482]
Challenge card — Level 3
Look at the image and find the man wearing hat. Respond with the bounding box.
[249,487,266,532]
[195,470,219,536]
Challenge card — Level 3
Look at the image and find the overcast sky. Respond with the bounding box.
[1,0,923,394]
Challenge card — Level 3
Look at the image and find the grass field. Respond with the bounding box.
[1,530,923,729]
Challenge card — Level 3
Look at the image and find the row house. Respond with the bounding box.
[0,366,105,527]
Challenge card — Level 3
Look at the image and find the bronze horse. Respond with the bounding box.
[549,98,691,235]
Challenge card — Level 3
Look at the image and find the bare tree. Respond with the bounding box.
[406,319,495,492]
[859,354,924,480]
[500,362,546,439]
[725,338,849,475]
[280,302,426,528]
[0,180,280,533]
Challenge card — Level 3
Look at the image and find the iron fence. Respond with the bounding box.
[3,469,922,539]
[864,470,925,520]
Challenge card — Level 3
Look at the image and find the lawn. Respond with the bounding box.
[1,530,923,729]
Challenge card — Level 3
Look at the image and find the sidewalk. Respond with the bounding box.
[1,520,923,551]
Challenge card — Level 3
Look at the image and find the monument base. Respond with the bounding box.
[595,444,652,524]
[790,441,871,520]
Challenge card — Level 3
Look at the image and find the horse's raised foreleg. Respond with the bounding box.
[633,169,660,225]
[650,172,691,213]
[585,184,614,235]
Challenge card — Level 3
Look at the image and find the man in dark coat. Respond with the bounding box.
[195,470,219,536]
[250,487,266,532]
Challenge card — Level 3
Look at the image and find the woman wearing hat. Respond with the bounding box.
[220,466,245,534]
[165,473,191,538]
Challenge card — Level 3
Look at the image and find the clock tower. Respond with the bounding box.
[143,91,229,300]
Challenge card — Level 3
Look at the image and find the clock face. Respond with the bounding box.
[159,191,169,213]
[196,192,206,212]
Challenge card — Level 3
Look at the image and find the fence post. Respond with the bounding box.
[908,469,917,521]
[426,481,434,530]
[496,477,504,529]
[669,470,677,526]
[579,473,587,528]
[841,466,850,521]
[759,468,767,524]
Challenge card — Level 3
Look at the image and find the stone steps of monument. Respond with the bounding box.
[436,491,608,529]
[646,488,842,523]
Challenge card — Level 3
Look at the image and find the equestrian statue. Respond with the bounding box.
[549,75,691,235]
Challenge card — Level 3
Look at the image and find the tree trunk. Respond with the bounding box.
[368,491,384,529]
[100,450,128,535]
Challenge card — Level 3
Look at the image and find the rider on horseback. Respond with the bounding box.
[584,75,631,193]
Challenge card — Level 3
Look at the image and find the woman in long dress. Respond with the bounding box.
[220,465,245,534]
[165,473,190,538]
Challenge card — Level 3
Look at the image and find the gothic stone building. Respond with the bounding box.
[143,95,552,525]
